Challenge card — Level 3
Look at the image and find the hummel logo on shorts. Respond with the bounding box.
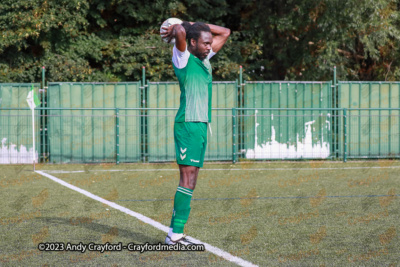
[180,147,187,161]
[190,159,200,163]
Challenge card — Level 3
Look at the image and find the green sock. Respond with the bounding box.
[170,186,193,234]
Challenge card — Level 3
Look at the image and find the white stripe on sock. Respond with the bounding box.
[177,189,193,196]
[178,186,193,194]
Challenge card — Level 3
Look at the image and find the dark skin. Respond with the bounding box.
[162,22,230,190]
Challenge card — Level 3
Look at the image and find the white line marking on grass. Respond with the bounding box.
[35,170,258,267]
[42,165,400,173]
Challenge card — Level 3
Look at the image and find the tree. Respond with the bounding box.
[1,0,400,82]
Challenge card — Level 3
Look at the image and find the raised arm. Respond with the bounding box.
[207,24,231,53]
[185,22,230,53]
[161,24,187,52]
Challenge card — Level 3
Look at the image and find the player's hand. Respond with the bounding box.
[161,25,177,44]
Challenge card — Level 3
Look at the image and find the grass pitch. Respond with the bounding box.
[0,160,399,266]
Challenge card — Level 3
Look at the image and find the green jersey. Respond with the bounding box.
[173,46,214,123]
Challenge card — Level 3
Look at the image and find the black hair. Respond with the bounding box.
[182,21,211,47]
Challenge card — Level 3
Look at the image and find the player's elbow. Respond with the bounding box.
[223,28,231,37]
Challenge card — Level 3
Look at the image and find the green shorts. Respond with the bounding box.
[174,122,208,168]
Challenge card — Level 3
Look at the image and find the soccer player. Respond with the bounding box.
[161,21,230,244]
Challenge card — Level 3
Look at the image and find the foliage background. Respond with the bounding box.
[1,0,400,82]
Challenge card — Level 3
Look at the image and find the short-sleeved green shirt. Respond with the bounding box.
[173,53,213,123]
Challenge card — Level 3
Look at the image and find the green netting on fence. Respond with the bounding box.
[338,82,400,158]
[3,78,400,164]
[242,82,333,160]
[47,82,141,163]
[0,83,41,163]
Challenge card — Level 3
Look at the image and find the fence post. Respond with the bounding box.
[240,65,243,86]
[142,66,146,87]
[236,79,240,155]
[333,66,337,160]
[141,67,146,163]
[333,66,336,89]
[41,67,46,163]
[343,108,347,163]
[116,108,120,165]
[232,108,237,163]
[239,66,243,156]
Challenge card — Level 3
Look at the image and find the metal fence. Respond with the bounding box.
[1,107,399,164]
[242,81,333,160]
[0,109,41,163]
[0,84,41,163]
[336,82,400,159]
[237,108,334,161]
[339,109,400,160]
[45,108,142,164]
[46,83,142,163]
[338,82,400,109]
[1,67,400,163]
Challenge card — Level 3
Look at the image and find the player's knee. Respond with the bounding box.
[189,176,197,190]
[180,180,195,190]
[179,165,198,190]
